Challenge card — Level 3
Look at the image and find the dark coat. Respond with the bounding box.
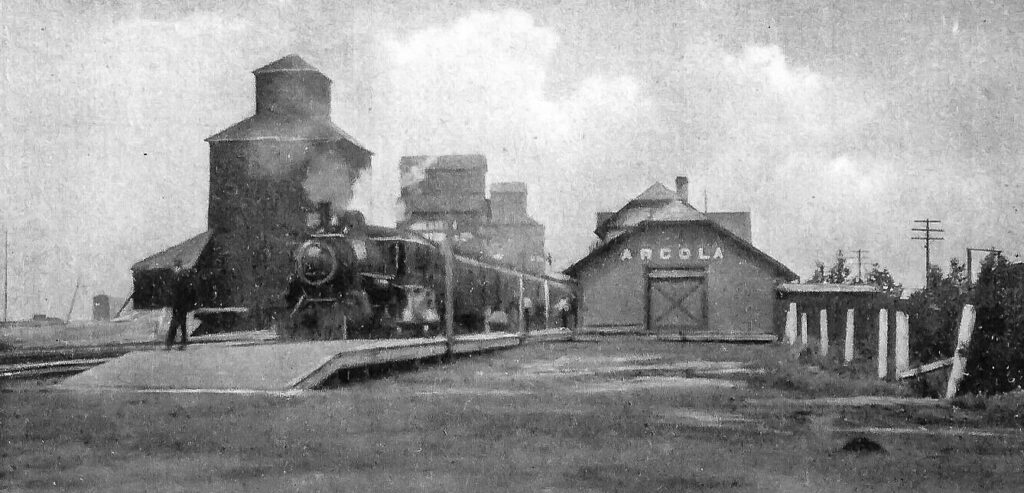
[170,269,196,313]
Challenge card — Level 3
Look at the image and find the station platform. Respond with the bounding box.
[58,330,570,393]
[655,332,777,343]
[524,328,575,342]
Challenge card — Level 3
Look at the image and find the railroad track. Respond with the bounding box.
[0,358,111,380]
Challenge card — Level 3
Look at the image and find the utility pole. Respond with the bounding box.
[3,226,7,325]
[850,249,868,282]
[966,247,1001,287]
[912,219,944,288]
[65,275,81,323]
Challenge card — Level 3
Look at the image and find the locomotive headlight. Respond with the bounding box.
[296,240,339,286]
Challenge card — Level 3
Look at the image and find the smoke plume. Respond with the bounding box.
[302,149,356,214]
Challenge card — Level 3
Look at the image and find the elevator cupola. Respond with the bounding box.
[253,54,331,118]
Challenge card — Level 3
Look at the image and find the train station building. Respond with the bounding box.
[565,177,798,339]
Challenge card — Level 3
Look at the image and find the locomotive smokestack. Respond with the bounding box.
[317,201,331,228]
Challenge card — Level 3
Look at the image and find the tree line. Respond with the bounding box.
[807,249,902,297]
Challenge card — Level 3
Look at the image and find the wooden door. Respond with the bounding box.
[647,270,707,334]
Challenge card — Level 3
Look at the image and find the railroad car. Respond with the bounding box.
[283,209,575,340]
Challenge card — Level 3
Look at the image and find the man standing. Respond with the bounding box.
[555,297,570,329]
[521,296,533,332]
[165,260,194,349]
[568,293,578,329]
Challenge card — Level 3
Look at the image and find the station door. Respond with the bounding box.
[646,269,707,334]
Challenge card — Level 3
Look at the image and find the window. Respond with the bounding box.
[389,242,406,276]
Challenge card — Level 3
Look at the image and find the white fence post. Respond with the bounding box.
[945,304,978,399]
[517,275,526,335]
[819,309,829,356]
[844,308,855,364]
[800,312,808,347]
[877,308,889,379]
[785,302,798,345]
[442,240,455,354]
[543,280,550,330]
[895,311,910,374]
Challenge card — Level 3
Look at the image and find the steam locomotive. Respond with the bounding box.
[282,206,575,340]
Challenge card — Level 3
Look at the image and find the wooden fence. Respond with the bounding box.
[782,302,977,398]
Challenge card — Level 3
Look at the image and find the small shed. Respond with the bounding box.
[131,231,214,309]
[776,283,892,355]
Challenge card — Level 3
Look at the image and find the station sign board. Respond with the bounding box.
[620,245,724,262]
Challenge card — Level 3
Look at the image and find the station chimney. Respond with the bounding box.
[675,176,689,203]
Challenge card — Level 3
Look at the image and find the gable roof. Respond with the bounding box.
[648,200,707,222]
[565,219,797,280]
[132,231,213,272]
[597,191,705,237]
[253,54,323,74]
[632,182,678,203]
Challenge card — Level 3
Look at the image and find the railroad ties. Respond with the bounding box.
[57,329,571,393]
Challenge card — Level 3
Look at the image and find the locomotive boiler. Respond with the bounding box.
[282,206,574,341]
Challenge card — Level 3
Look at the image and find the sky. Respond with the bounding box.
[2,0,1023,319]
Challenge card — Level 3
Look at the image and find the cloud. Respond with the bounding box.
[365,10,663,267]
[726,45,823,95]
[367,14,898,281]
[2,11,273,318]
[7,4,1021,320]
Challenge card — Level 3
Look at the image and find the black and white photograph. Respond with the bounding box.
[3,1,1024,491]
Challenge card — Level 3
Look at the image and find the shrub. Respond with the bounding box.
[905,260,970,364]
[959,255,1024,394]
[907,255,1024,395]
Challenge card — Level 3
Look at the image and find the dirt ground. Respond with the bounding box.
[4,338,1024,492]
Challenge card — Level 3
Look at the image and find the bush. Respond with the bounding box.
[905,260,970,363]
[959,255,1024,394]
[907,255,1024,395]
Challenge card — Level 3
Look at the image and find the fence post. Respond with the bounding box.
[518,274,525,337]
[945,304,977,399]
[800,312,808,346]
[895,311,910,374]
[844,308,855,364]
[442,240,455,355]
[819,308,829,356]
[785,302,798,345]
[543,280,550,330]
[877,308,889,379]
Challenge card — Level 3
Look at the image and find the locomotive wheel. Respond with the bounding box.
[338,290,373,338]
[373,308,400,339]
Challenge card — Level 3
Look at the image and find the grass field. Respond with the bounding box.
[4,338,1024,492]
